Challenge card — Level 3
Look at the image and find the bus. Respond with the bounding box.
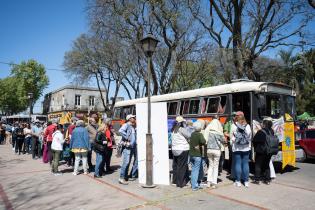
[113,80,303,163]
[1,114,47,124]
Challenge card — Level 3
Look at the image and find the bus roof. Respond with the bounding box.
[115,81,295,107]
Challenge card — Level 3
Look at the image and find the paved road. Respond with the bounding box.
[0,144,314,210]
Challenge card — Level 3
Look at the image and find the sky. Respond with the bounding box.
[0,0,87,113]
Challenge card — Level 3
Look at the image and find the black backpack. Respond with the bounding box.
[261,129,279,155]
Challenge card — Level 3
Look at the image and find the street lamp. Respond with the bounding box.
[28,92,33,123]
[140,33,159,188]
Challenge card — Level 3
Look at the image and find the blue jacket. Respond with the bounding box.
[119,122,136,147]
[70,126,91,151]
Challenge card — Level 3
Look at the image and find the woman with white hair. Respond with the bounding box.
[205,119,224,188]
[189,121,206,191]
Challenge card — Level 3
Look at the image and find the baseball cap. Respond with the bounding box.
[126,114,136,121]
[263,117,273,121]
[176,116,186,123]
[235,111,244,116]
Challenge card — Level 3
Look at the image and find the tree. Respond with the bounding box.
[189,0,314,81]
[11,60,49,114]
[0,77,28,115]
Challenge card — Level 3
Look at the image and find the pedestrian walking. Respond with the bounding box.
[230,114,252,187]
[51,124,65,176]
[86,117,98,172]
[171,116,190,188]
[205,119,225,189]
[70,120,91,175]
[118,114,137,185]
[189,121,206,191]
[253,117,274,185]
[93,123,107,178]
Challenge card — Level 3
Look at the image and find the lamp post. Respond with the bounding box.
[28,93,33,124]
[140,33,159,188]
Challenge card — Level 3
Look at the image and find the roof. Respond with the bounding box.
[115,81,295,107]
[48,85,106,95]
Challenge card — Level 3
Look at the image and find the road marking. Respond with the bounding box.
[85,175,170,210]
[274,182,315,192]
[0,184,14,210]
[205,190,269,210]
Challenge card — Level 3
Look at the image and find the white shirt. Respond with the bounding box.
[230,123,252,152]
[51,130,65,151]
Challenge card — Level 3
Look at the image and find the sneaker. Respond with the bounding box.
[252,180,260,185]
[54,172,63,176]
[128,177,137,181]
[211,184,217,189]
[244,182,249,188]
[263,180,271,185]
[84,171,88,175]
[118,178,128,185]
[72,172,78,176]
[207,182,211,188]
[234,181,241,187]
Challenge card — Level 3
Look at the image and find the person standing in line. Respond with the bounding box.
[43,120,57,164]
[64,117,77,167]
[0,123,5,145]
[86,117,98,172]
[31,120,42,159]
[23,123,32,154]
[51,124,65,176]
[93,123,107,178]
[230,115,252,188]
[189,121,206,191]
[70,120,90,175]
[171,116,191,188]
[118,114,137,185]
[104,118,114,173]
[15,123,25,155]
[205,118,225,188]
[253,117,274,185]
[11,122,18,151]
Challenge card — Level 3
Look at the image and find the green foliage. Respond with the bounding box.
[11,60,49,113]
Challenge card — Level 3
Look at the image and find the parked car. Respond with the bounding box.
[298,129,315,160]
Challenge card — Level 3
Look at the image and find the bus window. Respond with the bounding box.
[122,106,133,120]
[284,95,295,117]
[180,100,190,115]
[200,98,207,114]
[189,99,200,114]
[266,95,281,118]
[113,108,122,119]
[218,96,227,113]
[206,97,220,113]
[168,102,178,115]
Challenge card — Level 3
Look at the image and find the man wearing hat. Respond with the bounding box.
[118,114,137,185]
[31,120,43,159]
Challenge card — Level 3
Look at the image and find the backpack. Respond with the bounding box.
[261,129,279,155]
[234,124,250,145]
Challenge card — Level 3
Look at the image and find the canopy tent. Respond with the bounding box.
[297,112,314,121]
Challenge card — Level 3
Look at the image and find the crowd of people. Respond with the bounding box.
[1,111,278,191]
[171,111,278,191]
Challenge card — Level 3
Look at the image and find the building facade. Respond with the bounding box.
[43,86,106,123]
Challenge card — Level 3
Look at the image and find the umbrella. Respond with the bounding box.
[297,112,311,120]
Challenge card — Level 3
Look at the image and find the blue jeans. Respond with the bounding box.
[95,152,105,176]
[233,151,250,182]
[190,156,203,190]
[120,147,138,179]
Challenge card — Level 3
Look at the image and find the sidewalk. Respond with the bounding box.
[1,144,315,210]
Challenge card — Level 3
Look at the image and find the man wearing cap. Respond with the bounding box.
[118,114,137,185]
[31,120,43,159]
[86,117,98,171]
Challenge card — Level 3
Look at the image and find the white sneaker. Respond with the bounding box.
[72,172,78,176]
[244,182,249,188]
[207,182,211,188]
[84,171,88,175]
[234,181,241,187]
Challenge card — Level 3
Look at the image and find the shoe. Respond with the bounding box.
[211,184,217,189]
[53,172,63,176]
[252,180,260,185]
[128,177,137,181]
[234,181,241,187]
[263,181,271,185]
[72,172,78,176]
[244,182,249,188]
[192,188,199,191]
[118,178,128,185]
[207,182,211,188]
[84,171,88,175]
[94,174,102,178]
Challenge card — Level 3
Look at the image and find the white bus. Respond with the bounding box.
[1,114,47,124]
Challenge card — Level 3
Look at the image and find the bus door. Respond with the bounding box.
[232,92,251,122]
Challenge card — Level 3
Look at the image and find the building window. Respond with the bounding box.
[89,96,95,106]
[75,95,81,106]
